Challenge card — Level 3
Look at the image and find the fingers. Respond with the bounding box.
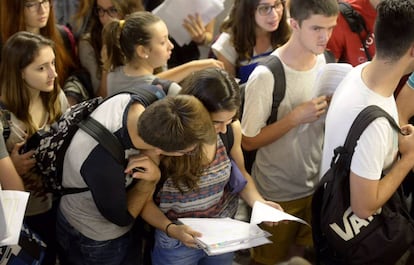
[183,13,206,44]
[125,155,160,182]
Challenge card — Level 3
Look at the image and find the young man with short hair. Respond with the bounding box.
[241,0,339,264]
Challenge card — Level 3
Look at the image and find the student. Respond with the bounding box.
[321,0,414,263]
[0,31,69,265]
[57,94,217,265]
[327,0,381,66]
[0,0,77,88]
[212,0,291,83]
[77,0,144,97]
[102,11,223,98]
[240,0,338,264]
[140,68,283,265]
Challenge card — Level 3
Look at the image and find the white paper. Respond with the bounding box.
[0,190,30,246]
[250,201,309,226]
[152,0,224,46]
[178,217,271,256]
[312,63,353,98]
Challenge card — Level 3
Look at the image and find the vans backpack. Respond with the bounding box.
[22,85,166,195]
[239,51,335,173]
[312,105,414,265]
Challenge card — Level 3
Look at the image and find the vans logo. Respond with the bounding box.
[329,206,381,241]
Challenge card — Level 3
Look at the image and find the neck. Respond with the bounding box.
[278,37,317,71]
[124,61,153,77]
[362,59,405,97]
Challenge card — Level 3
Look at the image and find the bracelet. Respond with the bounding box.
[165,222,175,237]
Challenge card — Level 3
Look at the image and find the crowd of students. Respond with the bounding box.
[1,0,414,265]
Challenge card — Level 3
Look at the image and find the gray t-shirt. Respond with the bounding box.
[107,66,181,96]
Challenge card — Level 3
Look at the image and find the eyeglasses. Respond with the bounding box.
[24,0,51,12]
[95,6,118,18]
[256,1,285,16]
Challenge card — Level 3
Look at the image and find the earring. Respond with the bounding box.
[144,54,149,59]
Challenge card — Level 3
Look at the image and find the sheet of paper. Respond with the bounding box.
[205,236,271,256]
[250,201,309,226]
[312,63,353,98]
[0,190,30,246]
[152,0,224,46]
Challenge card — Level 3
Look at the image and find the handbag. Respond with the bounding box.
[312,105,414,265]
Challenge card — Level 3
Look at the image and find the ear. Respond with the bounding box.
[289,18,300,30]
[136,45,149,59]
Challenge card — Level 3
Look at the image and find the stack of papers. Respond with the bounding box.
[178,201,309,255]
[178,217,271,256]
[0,190,30,246]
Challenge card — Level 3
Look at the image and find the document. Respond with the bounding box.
[178,217,271,256]
[312,63,353,98]
[152,0,225,46]
[0,190,30,246]
[250,201,309,226]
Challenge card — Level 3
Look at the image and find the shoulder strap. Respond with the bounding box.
[152,78,172,95]
[0,102,10,141]
[219,123,234,154]
[76,84,166,165]
[259,55,286,125]
[340,105,402,169]
[323,50,336,64]
[338,2,372,61]
[78,117,125,165]
[57,24,76,57]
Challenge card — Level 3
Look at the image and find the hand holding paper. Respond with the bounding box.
[250,201,309,226]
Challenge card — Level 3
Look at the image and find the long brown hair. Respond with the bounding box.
[0,31,63,136]
[0,0,75,87]
[220,0,291,63]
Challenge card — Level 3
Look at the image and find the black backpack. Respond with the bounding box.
[338,2,372,61]
[312,105,414,265]
[240,51,335,173]
[21,85,166,196]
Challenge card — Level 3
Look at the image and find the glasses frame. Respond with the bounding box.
[256,0,285,16]
[95,6,119,18]
[24,0,51,13]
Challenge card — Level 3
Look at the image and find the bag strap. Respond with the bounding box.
[338,2,372,61]
[338,105,402,170]
[259,55,286,125]
[0,102,10,141]
[219,123,234,155]
[78,117,125,165]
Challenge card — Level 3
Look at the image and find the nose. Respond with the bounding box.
[49,67,57,79]
[216,123,227,134]
[168,39,174,50]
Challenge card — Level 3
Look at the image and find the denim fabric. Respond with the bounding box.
[152,229,234,265]
[56,208,139,265]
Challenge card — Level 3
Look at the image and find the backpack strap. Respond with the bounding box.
[57,24,77,58]
[338,2,372,61]
[323,50,336,64]
[77,84,167,166]
[340,105,402,169]
[259,55,286,125]
[0,102,10,141]
[219,123,234,155]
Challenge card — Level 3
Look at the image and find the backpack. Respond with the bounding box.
[21,85,166,196]
[240,50,335,173]
[312,105,414,265]
[338,2,372,61]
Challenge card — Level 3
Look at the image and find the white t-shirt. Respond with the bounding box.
[321,62,398,180]
[241,49,328,201]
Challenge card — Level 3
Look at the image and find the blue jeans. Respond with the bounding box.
[56,208,140,265]
[152,229,234,265]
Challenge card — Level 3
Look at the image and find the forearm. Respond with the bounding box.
[140,199,171,232]
[126,180,157,218]
[239,173,265,207]
[242,114,297,151]
[156,64,195,83]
